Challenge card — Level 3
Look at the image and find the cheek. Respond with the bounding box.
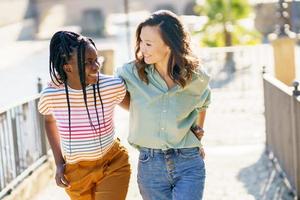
[153,48,167,60]
[149,46,160,57]
[85,68,91,77]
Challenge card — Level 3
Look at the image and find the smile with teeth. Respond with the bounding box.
[88,73,98,77]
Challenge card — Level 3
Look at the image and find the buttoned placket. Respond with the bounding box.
[159,94,167,135]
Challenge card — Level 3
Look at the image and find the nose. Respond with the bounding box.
[91,61,100,71]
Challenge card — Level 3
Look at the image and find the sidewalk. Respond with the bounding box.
[32,66,293,200]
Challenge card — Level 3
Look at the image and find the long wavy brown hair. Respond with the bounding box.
[135,10,199,87]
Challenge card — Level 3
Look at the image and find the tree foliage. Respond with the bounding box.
[194,0,261,47]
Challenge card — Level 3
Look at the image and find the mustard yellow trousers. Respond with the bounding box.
[64,139,131,200]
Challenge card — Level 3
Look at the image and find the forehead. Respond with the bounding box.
[140,26,163,42]
[69,43,97,62]
[85,43,97,57]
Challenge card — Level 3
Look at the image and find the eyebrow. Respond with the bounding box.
[140,37,153,42]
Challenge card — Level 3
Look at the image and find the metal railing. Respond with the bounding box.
[0,94,48,199]
[263,74,300,197]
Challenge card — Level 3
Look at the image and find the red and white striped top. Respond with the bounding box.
[38,75,126,164]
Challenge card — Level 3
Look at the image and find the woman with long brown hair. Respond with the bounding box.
[117,10,211,200]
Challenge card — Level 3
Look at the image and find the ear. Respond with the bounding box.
[63,64,72,73]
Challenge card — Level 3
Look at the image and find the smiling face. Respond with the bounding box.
[64,43,101,89]
[139,26,170,67]
[83,44,101,85]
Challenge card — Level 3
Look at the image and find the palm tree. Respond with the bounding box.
[195,0,260,72]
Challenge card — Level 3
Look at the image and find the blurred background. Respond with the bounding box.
[0,0,300,200]
[0,0,299,105]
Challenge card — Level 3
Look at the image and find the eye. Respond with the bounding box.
[146,43,151,47]
[84,60,93,65]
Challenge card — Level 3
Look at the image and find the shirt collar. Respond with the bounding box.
[145,64,155,74]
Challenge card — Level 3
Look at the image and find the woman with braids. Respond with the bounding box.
[38,31,130,200]
[117,10,211,200]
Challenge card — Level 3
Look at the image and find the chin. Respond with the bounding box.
[87,79,98,85]
[144,59,153,64]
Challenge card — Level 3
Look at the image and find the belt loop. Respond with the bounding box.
[150,148,154,157]
[175,149,179,156]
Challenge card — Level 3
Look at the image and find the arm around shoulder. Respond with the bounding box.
[44,114,64,166]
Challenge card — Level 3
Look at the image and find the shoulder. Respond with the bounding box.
[99,74,125,87]
[39,82,66,109]
[115,61,136,78]
[40,82,65,96]
[192,66,210,84]
[122,61,136,71]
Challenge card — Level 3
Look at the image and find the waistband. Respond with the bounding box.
[139,147,199,155]
[65,138,122,167]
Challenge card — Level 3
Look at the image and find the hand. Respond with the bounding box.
[191,125,204,140]
[55,163,69,188]
[199,147,205,159]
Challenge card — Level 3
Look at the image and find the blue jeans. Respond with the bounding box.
[137,147,205,200]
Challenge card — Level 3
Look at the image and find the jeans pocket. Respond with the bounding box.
[178,147,200,159]
[138,151,151,163]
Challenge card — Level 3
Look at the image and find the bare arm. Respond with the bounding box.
[191,110,206,140]
[45,114,64,166]
[197,110,206,128]
[192,110,207,158]
[44,114,69,187]
[118,91,130,111]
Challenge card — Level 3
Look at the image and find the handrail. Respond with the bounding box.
[0,94,40,114]
[263,73,293,96]
[0,156,48,199]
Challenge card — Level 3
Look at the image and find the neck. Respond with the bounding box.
[155,64,168,77]
[155,56,170,78]
[67,79,82,90]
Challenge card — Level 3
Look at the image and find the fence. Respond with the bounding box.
[263,73,300,197]
[0,95,48,199]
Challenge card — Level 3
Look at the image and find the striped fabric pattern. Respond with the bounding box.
[38,75,126,164]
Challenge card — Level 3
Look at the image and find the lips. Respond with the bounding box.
[88,73,98,77]
[87,73,99,84]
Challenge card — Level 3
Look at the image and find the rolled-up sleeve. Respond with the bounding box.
[198,87,211,111]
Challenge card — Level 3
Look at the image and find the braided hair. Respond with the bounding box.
[49,31,106,156]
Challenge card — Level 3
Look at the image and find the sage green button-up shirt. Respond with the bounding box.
[116,62,211,150]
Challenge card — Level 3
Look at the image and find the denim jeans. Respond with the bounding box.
[137,147,205,200]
